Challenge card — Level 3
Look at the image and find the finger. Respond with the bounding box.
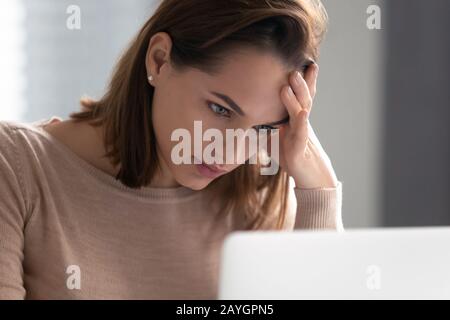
[289,70,311,112]
[296,110,309,152]
[288,69,315,113]
[303,62,319,100]
[281,85,302,127]
[286,102,309,143]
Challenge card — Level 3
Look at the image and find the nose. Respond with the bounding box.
[202,127,260,166]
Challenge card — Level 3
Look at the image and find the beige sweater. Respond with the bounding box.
[0,118,343,299]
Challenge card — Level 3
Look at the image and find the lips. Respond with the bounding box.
[193,157,228,178]
[193,156,226,172]
[201,162,227,173]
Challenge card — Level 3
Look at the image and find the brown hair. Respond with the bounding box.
[69,0,328,230]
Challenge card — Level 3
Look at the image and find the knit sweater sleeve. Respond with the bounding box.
[281,177,344,231]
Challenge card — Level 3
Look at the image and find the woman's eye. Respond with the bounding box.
[208,102,231,117]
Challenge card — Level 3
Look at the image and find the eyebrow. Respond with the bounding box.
[210,91,246,116]
[210,91,290,126]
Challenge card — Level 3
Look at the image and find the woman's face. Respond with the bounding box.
[148,34,291,190]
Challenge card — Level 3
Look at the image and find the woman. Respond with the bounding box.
[0,0,343,299]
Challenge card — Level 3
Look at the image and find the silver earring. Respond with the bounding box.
[148,75,154,82]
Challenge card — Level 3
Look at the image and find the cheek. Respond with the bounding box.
[152,105,184,165]
[152,89,194,141]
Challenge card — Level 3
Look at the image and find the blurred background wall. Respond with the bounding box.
[319,0,385,228]
[21,0,156,122]
[383,0,450,226]
[0,0,448,228]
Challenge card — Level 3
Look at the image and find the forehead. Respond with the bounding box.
[188,48,290,121]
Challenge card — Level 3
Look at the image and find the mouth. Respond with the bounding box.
[193,157,228,178]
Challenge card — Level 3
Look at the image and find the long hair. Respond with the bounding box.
[69,0,328,230]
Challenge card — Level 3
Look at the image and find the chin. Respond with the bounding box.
[174,171,214,191]
[186,182,209,191]
[184,176,214,190]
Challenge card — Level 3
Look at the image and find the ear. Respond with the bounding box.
[145,32,173,81]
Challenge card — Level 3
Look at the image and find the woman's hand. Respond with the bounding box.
[275,63,338,189]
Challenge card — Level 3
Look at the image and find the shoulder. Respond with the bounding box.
[0,118,60,213]
[0,119,44,171]
[0,120,34,219]
[0,118,48,147]
[0,120,27,162]
[0,120,19,145]
[0,117,62,154]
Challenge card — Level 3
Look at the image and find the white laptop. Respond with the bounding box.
[217,227,450,300]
